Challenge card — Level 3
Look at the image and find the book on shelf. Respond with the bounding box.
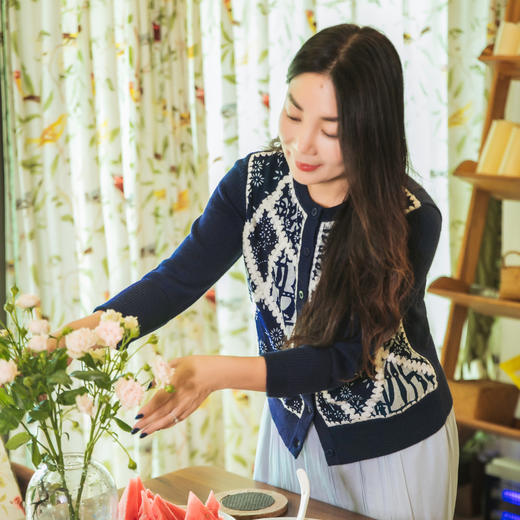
[499,127,520,176]
[493,21,520,55]
[477,119,520,175]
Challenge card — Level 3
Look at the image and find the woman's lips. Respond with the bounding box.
[295,160,321,172]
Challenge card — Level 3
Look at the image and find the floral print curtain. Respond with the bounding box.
[2,0,493,485]
[1,0,223,487]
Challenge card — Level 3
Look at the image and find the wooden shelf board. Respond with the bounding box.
[454,160,520,200]
[456,416,520,440]
[428,277,520,319]
[479,45,520,77]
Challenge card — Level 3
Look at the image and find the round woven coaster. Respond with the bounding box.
[215,488,288,519]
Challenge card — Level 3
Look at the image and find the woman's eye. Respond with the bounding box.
[322,131,338,138]
[286,113,300,121]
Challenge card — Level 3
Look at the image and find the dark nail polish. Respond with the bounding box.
[135,414,144,419]
[147,382,153,390]
[131,428,140,435]
[139,432,148,439]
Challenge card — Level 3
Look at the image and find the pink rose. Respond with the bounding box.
[65,328,98,359]
[0,359,19,385]
[94,320,124,348]
[15,294,40,309]
[27,334,50,352]
[151,356,174,388]
[114,378,144,409]
[75,394,94,416]
[28,319,50,335]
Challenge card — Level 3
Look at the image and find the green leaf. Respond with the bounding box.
[31,264,39,286]
[223,74,236,84]
[81,353,97,369]
[0,387,15,406]
[6,431,31,450]
[258,49,268,63]
[48,370,72,386]
[71,369,111,389]
[115,417,132,433]
[229,271,245,282]
[21,64,35,94]
[109,127,120,142]
[127,458,137,470]
[50,154,59,176]
[31,440,41,467]
[43,91,54,111]
[28,400,51,422]
[232,453,248,467]
[0,407,24,434]
[57,387,87,405]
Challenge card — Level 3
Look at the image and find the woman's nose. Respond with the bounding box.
[295,127,317,155]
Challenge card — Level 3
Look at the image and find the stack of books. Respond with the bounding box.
[493,21,520,55]
[478,119,520,176]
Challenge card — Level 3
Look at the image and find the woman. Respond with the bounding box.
[63,24,458,519]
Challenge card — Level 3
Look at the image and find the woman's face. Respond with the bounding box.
[279,72,347,207]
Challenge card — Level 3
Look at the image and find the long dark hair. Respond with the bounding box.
[284,24,413,377]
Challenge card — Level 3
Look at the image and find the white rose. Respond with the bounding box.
[65,328,98,359]
[27,334,49,352]
[28,319,50,335]
[15,294,41,309]
[0,359,19,385]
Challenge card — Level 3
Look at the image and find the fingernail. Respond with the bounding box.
[135,414,144,419]
[131,428,140,435]
[139,432,148,439]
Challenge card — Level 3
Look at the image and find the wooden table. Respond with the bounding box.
[144,465,373,519]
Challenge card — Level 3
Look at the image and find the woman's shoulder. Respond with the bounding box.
[404,175,440,217]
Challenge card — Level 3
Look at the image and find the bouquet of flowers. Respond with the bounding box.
[0,287,174,519]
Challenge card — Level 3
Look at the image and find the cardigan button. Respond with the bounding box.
[303,247,311,256]
[298,290,304,299]
[311,207,318,217]
[293,439,301,449]
[325,448,335,458]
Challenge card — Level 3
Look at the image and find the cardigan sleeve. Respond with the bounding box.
[262,201,442,397]
[94,156,248,337]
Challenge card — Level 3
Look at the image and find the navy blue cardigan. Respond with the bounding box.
[96,150,452,465]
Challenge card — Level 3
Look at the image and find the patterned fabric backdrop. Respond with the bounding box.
[1,0,224,487]
[1,0,492,487]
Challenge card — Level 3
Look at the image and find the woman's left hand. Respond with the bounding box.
[132,355,222,436]
[133,354,266,437]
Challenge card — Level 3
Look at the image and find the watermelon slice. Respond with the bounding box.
[204,491,220,519]
[138,489,156,520]
[185,491,218,520]
[118,476,146,520]
[163,498,187,520]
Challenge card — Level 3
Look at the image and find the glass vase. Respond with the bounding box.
[25,454,118,520]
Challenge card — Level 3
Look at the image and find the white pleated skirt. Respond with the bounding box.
[254,401,458,520]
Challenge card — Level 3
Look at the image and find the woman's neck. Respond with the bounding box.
[307,179,349,208]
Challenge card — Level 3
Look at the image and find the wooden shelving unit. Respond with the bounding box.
[428,0,520,441]
[454,161,520,200]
